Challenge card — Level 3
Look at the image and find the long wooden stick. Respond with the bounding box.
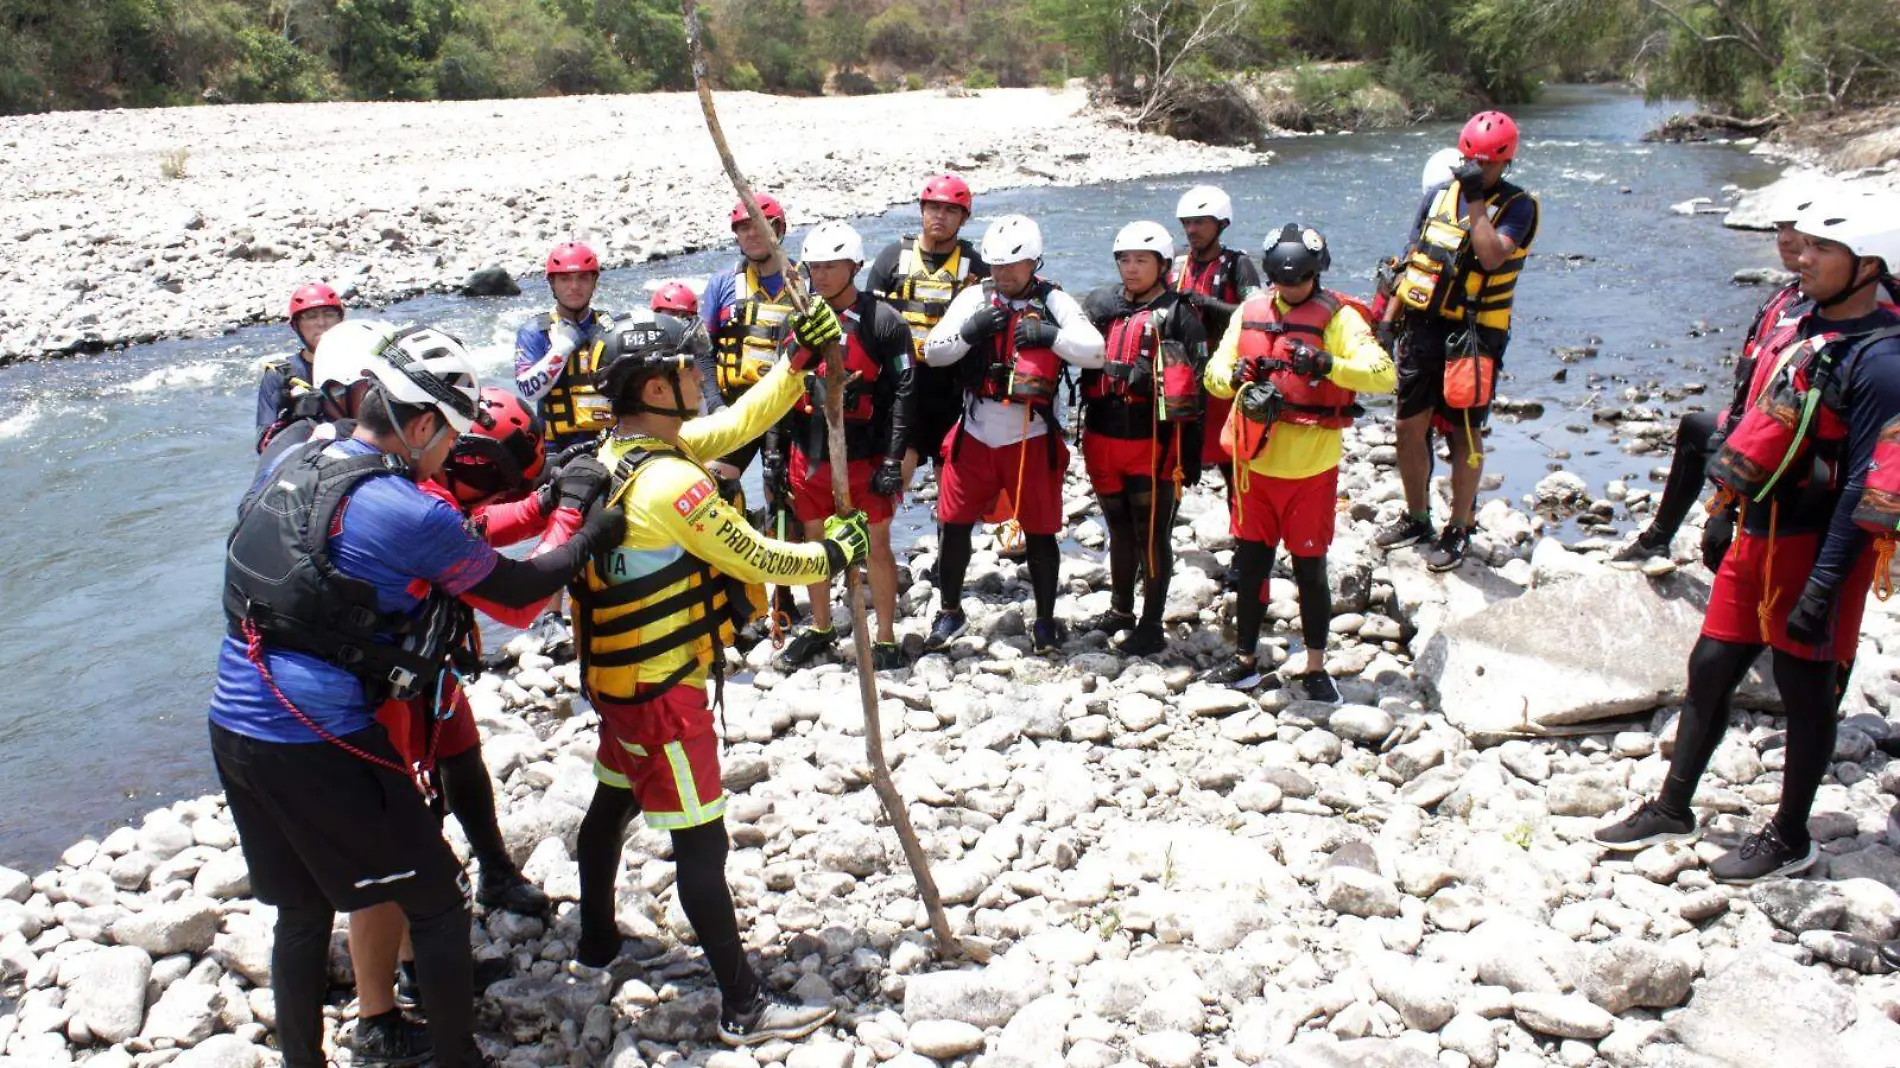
[679,0,956,957]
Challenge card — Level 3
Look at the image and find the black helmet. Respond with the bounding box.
[596,312,704,417]
[1262,223,1331,286]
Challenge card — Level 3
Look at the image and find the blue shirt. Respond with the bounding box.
[208,439,498,743]
[513,308,610,401]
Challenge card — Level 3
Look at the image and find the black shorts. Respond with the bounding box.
[1396,315,1507,429]
[212,722,468,914]
[908,366,964,468]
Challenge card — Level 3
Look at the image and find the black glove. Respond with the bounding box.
[575,506,627,555]
[1182,290,1210,310]
[870,456,905,498]
[548,456,609,513]
[1784,579,1836,647]
[1700,508,1735,571]
[1375,322,1398,350]
[1454,161,1486,202]
[960,305,1009,345]
[1015,317,1062,350]
[1082,288,1123,328]
[1288,342,1332,380]
[1233,356,1272,387]
[1238,382,1283,424]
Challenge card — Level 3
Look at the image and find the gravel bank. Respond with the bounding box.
[0,88,1255,364]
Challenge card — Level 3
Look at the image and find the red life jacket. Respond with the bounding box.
[1855,413,1900,538]
[1171,250,1242,304]
[972,278,1061,408]
[1084,300,1202,423]
[1235,289,1364,428]
[792,294,882,423]
[1709,318,1854,503]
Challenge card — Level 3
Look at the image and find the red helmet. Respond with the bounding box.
[1459,111,1520,163]
[730,194,786,229]
[288,282,342,320]
[546,242,600,276]
[920,174,973,213]
[446,387,546,499]
[650,281,699,316]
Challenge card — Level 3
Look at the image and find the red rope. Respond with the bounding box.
[241,619,437,797]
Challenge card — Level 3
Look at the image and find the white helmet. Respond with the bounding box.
[362,325,484,433]
[310,319,398,390]
[1112,220,1175,262]
[1175,185,1233,224]
[1793,189,1900,270]
[800,220,864,265]
[1421,147,1464,193]
[980,214,1043,266]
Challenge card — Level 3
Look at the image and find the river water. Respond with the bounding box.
[0,85,1785,868]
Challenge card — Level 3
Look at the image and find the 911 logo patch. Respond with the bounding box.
[675,481,713,517]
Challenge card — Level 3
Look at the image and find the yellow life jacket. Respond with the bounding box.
[538,310,616,440]
[1396,181,1539,331]
[886,237,971,349]
[574,441,763,703]
[713,261,797,402]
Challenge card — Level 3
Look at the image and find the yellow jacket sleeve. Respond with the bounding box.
[1204,313,1246,400]
[624,455,834,586]
[677,358,806,461]
[1320,308,1396,395]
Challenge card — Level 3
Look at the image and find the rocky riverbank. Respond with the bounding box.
[0,87,1254,365]
[7,423,1900,1068]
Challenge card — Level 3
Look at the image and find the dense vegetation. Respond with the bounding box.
[0,0,1894,119]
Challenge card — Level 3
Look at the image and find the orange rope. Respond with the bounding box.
[998,404,1033,554]
[1756,499,1779,644]
[1874,536,1896,603]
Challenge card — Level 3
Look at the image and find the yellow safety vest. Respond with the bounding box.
[885,237,971,349]
[713,262,797,401]
[539,310,616,439]
[1397,182,1539,332]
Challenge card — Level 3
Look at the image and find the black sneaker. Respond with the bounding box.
[477,869,550,916]
[351,1009,432,1067]
[923,611,967,652]
[1374,515,1432,550]
[1424,525,1470,572]
[1611,529,1669,563]
[871,642,905,671]
[1709,822,1818,885]
[1118,621,1166,656]
[719,992,836,1047]
[1085,609,1137,638]
[780,627,837,667]
[1287,671,1340,704]
[1032,618,1066,655]
[1593,800,1699,852]
[1204,655,1265,691]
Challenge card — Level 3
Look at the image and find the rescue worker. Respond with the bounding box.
[256,282,345,444]
[652,280,700,318]
[212,322,626,1068]
[1615,190,1894,565]
[1077,221,1208,657]
[1595,189,1900,883]
[697,194,799,480]
[922,214,1106,655]
[515,241,617,453]
[1202,225,1395,700]
[867,174,989,487]
[570,305,862,1048]
[776,222,917,670]
[349,387,601,1064]
[1172,185,1261,486]
[1376,112,1540,571]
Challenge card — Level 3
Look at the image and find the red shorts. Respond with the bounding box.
[937,424,1071,536]
[592,686,726,831]
[376,687,481,768]
[1702,529,1876,661]
[1202,395,1234,469]
[1231,467,1339,557]
[1082,432,1165,495]
[789,449,894,525]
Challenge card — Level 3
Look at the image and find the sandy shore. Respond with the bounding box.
[0,88,1256,363]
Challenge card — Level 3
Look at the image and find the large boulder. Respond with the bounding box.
[1415,570,1767,737]
[1657,948,1900,1068]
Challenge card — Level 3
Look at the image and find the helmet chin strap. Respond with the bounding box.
[639,369,698,419]
[1815,260,1878,310]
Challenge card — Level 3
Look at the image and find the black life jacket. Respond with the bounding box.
[224,441,472,703]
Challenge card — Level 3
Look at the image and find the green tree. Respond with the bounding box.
[329,0,455,98]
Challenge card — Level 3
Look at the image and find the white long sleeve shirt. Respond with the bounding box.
[922,281,1105,447]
